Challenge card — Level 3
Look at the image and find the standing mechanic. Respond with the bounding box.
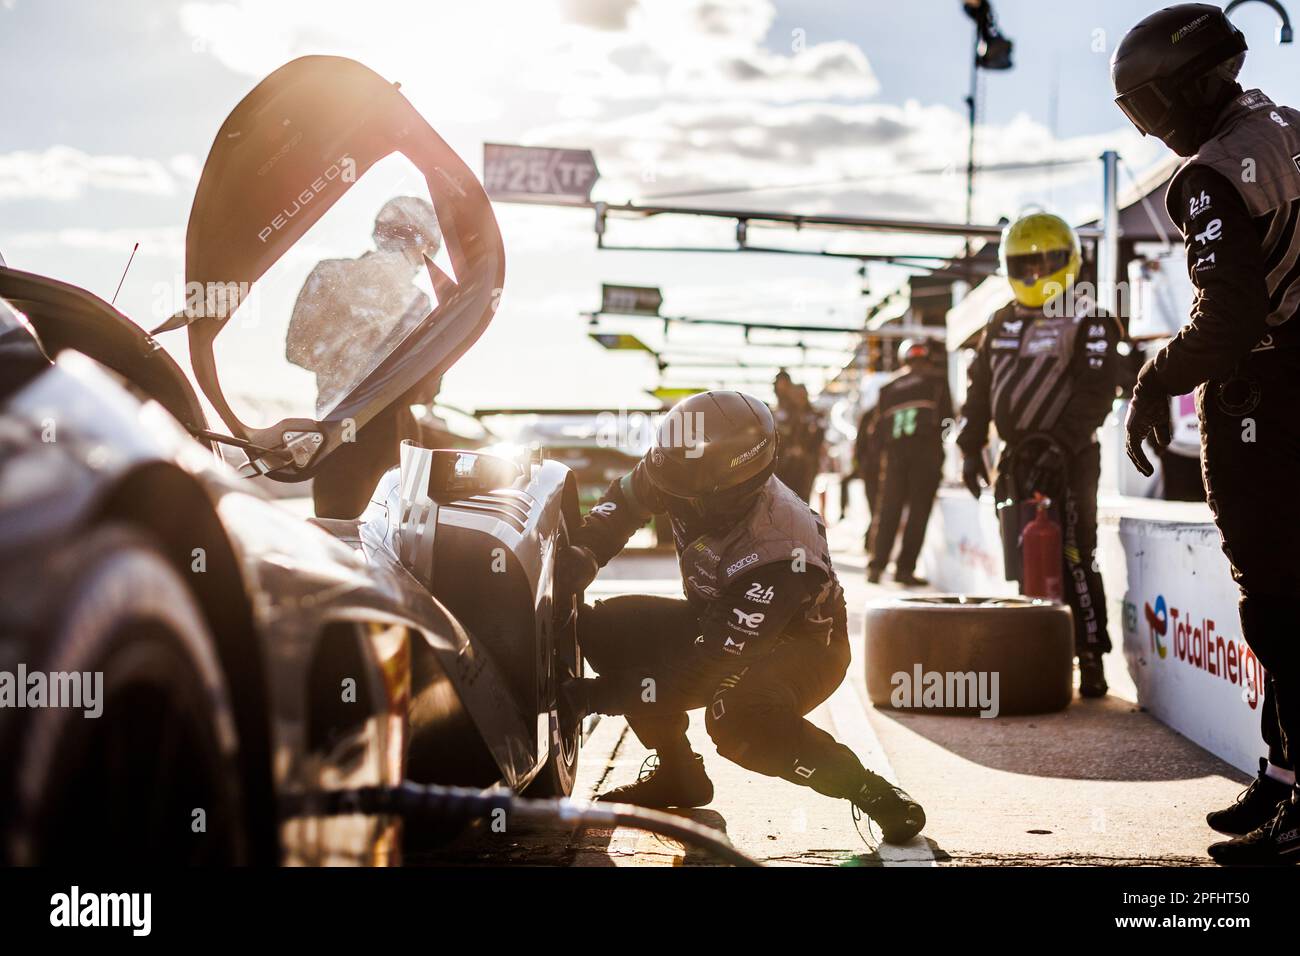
[957,211,1119,699]
[773,379,825,502]
[1113,3,1300,865]
[556,390,925,844]
[865,339,952,586]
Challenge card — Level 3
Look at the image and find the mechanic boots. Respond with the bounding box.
[1078,653,1108,698]
[1207,759,1294,835]
[595,753,715,809]
[853,771,926,845]
[1208,794,1300,866]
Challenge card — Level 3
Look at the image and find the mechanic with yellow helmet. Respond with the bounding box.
[956,212,1121,698]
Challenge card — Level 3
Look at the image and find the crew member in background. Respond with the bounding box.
[773,377,825,502]
[799,384,828,502]
[555,391,925,844]
[853,395,883,542]
[1114,3,1300,865]
[286,196,442,519]
[957,211,1119,699]
[865,339,952,586]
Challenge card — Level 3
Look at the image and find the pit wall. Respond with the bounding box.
[921,487,1264,774]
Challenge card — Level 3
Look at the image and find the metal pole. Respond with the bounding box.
[1099,150,1120,316]
[964,20,981,284]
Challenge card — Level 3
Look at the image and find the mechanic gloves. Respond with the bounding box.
[556,544,600,597]
[1125,360,1173,478]
[962,454,989,499]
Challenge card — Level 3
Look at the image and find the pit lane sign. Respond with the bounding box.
[601,283,662,316]
[483,144,599,203]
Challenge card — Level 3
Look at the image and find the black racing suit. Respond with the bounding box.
[773,402,825,502]
[853,406,882,522]
[1143,90,1300,775]
[957,296,1120,657]
[866,365,953,578]
[571,460,873,801]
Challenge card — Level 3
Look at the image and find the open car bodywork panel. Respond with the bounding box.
[180,55,504,481]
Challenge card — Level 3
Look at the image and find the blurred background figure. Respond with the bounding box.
[853,388,883,545]
[864,339,951,585]
[772,371,826,503]
[286,195,444,518]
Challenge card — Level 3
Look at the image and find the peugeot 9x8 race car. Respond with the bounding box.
[0,55,586,866]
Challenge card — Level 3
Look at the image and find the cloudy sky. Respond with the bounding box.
[3,0,1299,413]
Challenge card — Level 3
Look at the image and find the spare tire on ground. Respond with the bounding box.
[865,596,1074,716]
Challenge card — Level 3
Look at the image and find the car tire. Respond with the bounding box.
[526,517,583,797]
[864,595,1075,716]
[6,524,248,864]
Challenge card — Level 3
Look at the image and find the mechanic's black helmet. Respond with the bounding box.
[1111,4,1247,156]
[645,390,777,521]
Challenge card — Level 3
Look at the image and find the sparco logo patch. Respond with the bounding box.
[729,437,768,469]
[726,552,759,576]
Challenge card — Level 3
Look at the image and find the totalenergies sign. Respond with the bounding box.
[1140,593,1264,710]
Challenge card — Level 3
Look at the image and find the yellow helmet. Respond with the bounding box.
[999,212,1081,308]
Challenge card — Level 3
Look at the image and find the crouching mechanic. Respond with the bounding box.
[957,212,1120,698]
[1113,2,1300,865]
[557,390,925,844]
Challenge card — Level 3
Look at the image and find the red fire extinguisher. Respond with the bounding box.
[1021,492,1063,602]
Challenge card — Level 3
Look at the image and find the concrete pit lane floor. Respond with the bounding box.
[411,520,1252,868]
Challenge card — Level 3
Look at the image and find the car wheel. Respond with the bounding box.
[7,525,248,864]
[527,518,583,797]
[864,595,1074,716]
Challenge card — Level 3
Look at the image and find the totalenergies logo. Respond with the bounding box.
[1142,593,1263,710]
[1144,594,1168,659]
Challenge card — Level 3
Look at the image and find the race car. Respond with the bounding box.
[0,55,584,865]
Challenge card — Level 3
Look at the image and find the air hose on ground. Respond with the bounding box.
[289,781,761,867]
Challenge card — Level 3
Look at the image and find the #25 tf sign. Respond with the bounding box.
[483,144,599,203]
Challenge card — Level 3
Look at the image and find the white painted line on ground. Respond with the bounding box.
[826,677,937,866]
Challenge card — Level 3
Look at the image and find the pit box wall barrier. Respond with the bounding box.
[920,489,1264,774]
